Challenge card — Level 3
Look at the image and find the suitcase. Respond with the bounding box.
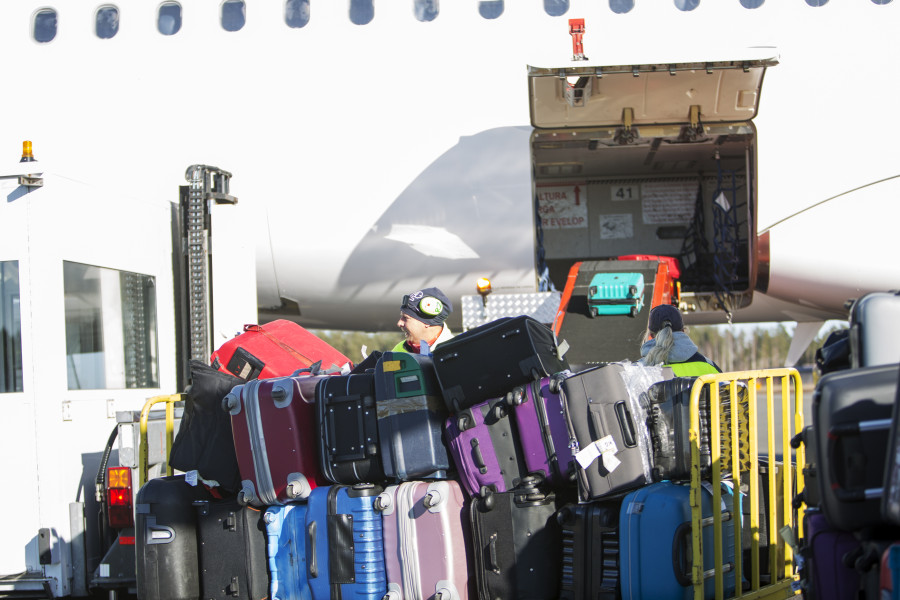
[791,425,821,509]
[882,365,900,526]
[194,498,269,600]
[559,363,673,501]
[813,363,898,531]
[169,360,244,494]
[264,503,311,600]
[375,480,470,600]
[618,254,683,279]
[317,373,386,485]
[508,376,575,487]
[211,319,351,380]
[645,377,749,482]
[306,484,387,600]
[374,352,451,481]
[135,475,215,600]
[586,272,645,318]
[557,500,622,600]
[620,480,737,600]
[433,315,570,413]
[801,510,862,600]
[849,291,900,368]
[469,476,561,600]
[445,395,527,496]
[225,375,326,506]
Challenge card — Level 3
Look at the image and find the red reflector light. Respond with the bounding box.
[106,467,133,529]
[118,536,136,546]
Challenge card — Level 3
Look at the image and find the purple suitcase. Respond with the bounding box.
[375,480,471,600]
[508,377,574,486]
[803,511,861,600]
[445,396,526,496]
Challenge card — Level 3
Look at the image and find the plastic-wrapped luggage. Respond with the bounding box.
[225,375,327,506]
[376,480,471,600]
[374,352,450,481]
[468,476,561,600]
[433,315,569,413]
[211,319,351,380]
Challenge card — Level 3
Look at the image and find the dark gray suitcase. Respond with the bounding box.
[135,476,214,600]
[433,316,569,413]
[374,352,450,481]
[557,500,621,600]
[317,373,386,485]
[469,476,560,600]
[194,498,269,600]
[559,363,672,501]
[880,364,900,526]
[849,291,900,368]
[813,363,898,531]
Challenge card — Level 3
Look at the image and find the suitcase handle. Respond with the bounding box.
[614,402,637,448]
[307,521,318,579]
[487,533,500,573]
[672,511,734,587]
[470,439,488,474]
[826,418,891,501]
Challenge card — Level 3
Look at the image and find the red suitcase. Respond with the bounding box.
[211,319,352,380]
[224,374,328,506]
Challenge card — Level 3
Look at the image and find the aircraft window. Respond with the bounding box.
[222,0,246,32]
[740,0,765,7]
[544,0,568,16]
[63,262,159,390]
[415,0,439,22]
[285,0,310,27]
[805,0,828,4]
[674,0,700,10]
[0,261,23,394]
[609,0,634,13]
[478,0,503,19]
[95,5,119,39]
[158,2,182,35]
[871,0,891,4]
[350,0,374,24]
[33,8,58,43]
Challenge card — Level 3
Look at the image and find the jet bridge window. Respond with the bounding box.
[285,0,310,27]
[158,2,182,36]
[63,262,159,391]
[478,1,503,19]
[95,5,119,39]
[222,0,246,32]
[0,261,23,394]
[32,8,58,43]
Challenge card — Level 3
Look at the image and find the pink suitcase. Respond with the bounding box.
[224,375,328,506]
[375,481,472,600]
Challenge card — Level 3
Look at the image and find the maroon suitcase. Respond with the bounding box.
[224,374,328,506]
[211,319,352,380]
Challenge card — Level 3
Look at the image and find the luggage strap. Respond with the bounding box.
[245,324,315,367]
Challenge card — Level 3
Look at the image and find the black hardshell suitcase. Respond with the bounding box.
[194,498,269,600]
[468,476,561,600]
[317,372,386,485]
[136,475,214,600]
[433,316,569,413]
[645,376,749,482]
[849,291,900,368]
[559,363,673,501]
[557,500,621,600]
[813,363,898,532]
[880,364,900,526]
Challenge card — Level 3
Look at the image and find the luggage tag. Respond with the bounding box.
[574,435,621,473]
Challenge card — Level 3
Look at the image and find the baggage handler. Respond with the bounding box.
[394,287,455,353]
[638,304,721,376]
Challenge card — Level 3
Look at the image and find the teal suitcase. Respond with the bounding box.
[587,272,645,317]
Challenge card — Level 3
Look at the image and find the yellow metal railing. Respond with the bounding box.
[138,394,183,486]
[689,369,804,600]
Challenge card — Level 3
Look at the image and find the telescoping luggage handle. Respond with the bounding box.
[827,417,892,501]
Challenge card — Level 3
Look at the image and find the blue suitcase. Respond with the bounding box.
[265,503,311,600]
[374,352,451,481]
[620,481,737,600]
[306,484,387,600]
[587,272,645,317]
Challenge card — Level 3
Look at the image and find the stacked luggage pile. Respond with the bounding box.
[791,291,900,600]
[142,315,797,600]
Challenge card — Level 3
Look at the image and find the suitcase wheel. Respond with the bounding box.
[478,486,495,510]
[491,404,507,421]
[506,387,525,406]
[374,493,391,512]
[630,306,638,317]
[629,285,638,296]
[457,414,474,432]
[590,307,598,318]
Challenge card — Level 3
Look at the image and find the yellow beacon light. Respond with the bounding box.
[20,140,35,162]
[476,278,492,297]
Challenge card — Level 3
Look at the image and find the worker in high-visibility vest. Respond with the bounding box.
[393,287,454,354]
[638,304,721,376]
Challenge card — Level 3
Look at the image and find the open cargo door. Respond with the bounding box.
[528,51,777,326]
